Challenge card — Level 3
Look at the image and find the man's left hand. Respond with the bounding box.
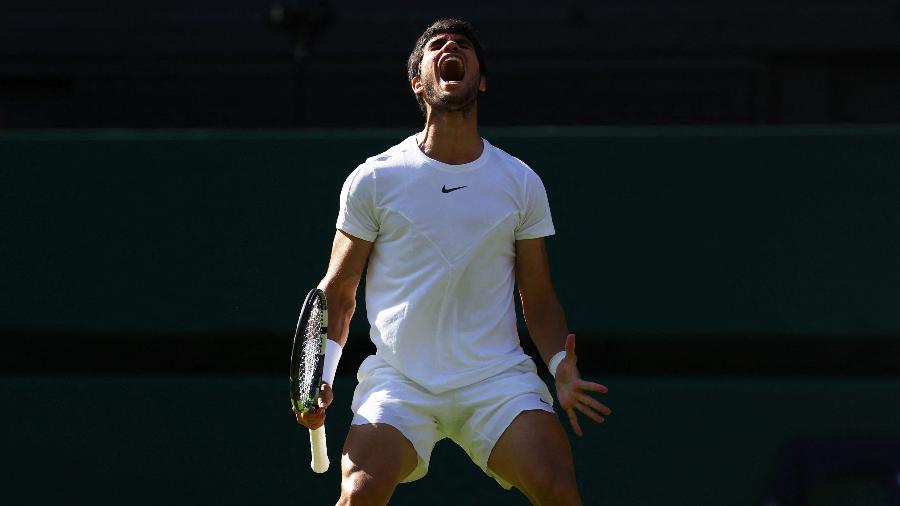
[554,333,612,436]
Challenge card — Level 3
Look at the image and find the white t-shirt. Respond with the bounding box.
[336,134,555,394]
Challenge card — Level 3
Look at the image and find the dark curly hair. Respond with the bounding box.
[406,19,487,114]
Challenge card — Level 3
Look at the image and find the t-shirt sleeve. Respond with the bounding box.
[335,166,379,242]
[516,168,556,240]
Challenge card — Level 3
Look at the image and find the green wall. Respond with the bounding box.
[3,126,900,339]
[4,127,899,504]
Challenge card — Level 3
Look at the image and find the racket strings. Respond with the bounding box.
[300,306,323,398]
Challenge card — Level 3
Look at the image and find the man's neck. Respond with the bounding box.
[417,108,483,165]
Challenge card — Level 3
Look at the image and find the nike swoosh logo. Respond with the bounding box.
[442,185,467,193]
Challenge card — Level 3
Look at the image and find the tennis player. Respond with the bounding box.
[294,18,611,505]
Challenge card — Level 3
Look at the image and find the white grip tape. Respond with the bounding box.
[322,339,343,386]
[309,426,329,473]
[548,350,567,378]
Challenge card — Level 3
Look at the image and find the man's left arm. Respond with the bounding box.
[515,237,612,436]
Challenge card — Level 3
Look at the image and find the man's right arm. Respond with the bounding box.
[294,229,372,430]
[317,229,373,348]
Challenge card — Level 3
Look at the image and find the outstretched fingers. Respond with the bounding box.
[556,334,613,435]
[565,407,583,437]
[565,334,577,360]
[566,391,611,432]
[576,393,611,417]
[578,380,608,394]
[561,378,612,435]
[574,400,607,425]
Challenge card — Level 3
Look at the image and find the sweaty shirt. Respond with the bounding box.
[336,135,555,394]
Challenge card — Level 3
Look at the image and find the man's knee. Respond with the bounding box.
[337,467,399,506]
[526,467,581,506]
[337,423,418,505]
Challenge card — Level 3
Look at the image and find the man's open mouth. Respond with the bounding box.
[439,54,465,82]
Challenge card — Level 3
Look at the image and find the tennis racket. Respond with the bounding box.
[289,288,330,473]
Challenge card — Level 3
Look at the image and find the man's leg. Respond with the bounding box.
[338,423,419,506]
[487,410,581,506]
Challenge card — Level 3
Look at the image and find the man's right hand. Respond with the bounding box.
[293,382,334,430]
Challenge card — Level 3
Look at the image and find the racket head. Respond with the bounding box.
[289,288,328,414]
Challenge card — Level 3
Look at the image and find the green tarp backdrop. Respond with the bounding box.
[2,126,900,338]
[3,127,900,505]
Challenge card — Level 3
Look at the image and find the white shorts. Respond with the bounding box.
[350,355,555,489]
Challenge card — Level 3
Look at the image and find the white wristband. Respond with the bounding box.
[547,350,567,378]
[322,339,343,386]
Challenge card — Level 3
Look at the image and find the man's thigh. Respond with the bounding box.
[341,423,419,494]
[350,355,444,483]
[486,410,578,499]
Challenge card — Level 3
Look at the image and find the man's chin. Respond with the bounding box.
[427,90,478,114]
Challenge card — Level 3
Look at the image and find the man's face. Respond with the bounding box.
[412,32,487,114]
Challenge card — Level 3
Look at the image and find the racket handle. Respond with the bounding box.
[309,426,329,473]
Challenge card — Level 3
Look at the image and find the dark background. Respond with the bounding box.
[3,1,900,505]
[3,0,900,129]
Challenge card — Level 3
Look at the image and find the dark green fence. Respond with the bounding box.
[4,127,900,504]
[3,126,900,338]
